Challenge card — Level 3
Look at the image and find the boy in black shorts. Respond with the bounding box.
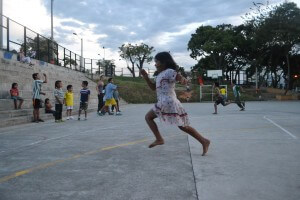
[78,81,90,120]
[32,73,47,122]
[213,82,230,114]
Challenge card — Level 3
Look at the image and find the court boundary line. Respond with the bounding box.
[263,116,297,139]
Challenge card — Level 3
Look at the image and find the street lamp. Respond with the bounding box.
[50,0,54,62]
[51,0,54,42]
[103,46,105,60]
[73,33,83,69]
[98,53,101,75]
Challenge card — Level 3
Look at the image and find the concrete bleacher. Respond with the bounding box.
[0,50,100,127]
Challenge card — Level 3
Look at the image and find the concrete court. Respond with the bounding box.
[0,102,299,200]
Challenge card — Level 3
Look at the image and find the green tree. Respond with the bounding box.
[23,36,58,63]
[119,43,155,77]
[245,2,300,91]
[188,24,236,72]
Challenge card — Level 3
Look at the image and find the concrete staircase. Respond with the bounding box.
[0,51,99,127]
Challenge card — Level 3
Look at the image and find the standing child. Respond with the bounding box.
[232,80,245,111]
[111,89,121,113]
[78,81,90,120]
[212,82,230,114]
[32,73,47,122]
[10,83,24,109]
[96,76,105,114]
[64,85,74,120]
[54,80,64,122]
[140,52,210,156]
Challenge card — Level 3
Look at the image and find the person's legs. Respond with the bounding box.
[235,96,244,110]
[13,99,17,109]
[59,104,63,120]
[55,104,60,121]
[145,109,164,148]
[213,103,218,114]
[97,94,101,113]
[116,100,120,112]
[78,109,82,120]
[178,126,210,156]
[18,98,24,109]
[33,109,38,121]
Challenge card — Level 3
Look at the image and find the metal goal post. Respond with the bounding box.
[200,85,228,102]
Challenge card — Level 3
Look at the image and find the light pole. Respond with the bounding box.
[51,0,54,41]
[73,33,83,69]
[98,53,101,75]
[103,46,105,60]
[50,0,54,62]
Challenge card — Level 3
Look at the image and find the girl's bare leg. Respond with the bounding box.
[178,126,210,156]
[145,110,164,148]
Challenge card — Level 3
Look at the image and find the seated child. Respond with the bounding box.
[10,83,24,109]
[45,98,55,116]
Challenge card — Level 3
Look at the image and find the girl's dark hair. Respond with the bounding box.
[214,82,220,87]
[45,98,49,103]
[55,80,61,88]
[155,52,178,70]
[108,78,113,82]
[12,83,18,88]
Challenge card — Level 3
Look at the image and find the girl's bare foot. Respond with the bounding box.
[149,140,164,148]
[202,140,210,156]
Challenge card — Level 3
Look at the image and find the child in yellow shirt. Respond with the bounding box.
[64,85,74,120]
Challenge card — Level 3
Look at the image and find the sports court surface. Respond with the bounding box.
[0,102,299,200]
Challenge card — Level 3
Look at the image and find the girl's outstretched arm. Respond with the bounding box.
[176,73,188,85]
[140,69,156,91]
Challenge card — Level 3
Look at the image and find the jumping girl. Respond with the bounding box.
[140,52,210,156]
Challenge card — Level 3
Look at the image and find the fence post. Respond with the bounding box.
[91,59,93,79]
[24,26,26,56]
[121,68,123,76]
[47,39,50,63]
[36,34,40,60]
[63,48,66,67]
[75,53,77,71]
[56,43,58,65]
[84,58,85,73]
[69,50,71,69]
[6,17,9,51]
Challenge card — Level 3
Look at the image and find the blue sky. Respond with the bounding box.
[3,0,300,71]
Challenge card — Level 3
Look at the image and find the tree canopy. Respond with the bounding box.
[188,2,300,90]
[119,43,155,77]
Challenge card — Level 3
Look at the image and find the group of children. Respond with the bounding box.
[98,78,122,116]
[31,72,90,122]
[213,81,246,114]
[10,72,121,123]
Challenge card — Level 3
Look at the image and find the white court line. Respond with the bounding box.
[0,134,73,155]
[264,116,297,139]
[0,124,139,155]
